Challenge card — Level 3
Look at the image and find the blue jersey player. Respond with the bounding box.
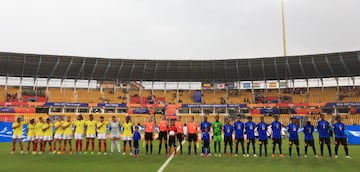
[333,116,351,159]
[257,116,268,157]
[317,114,332,157]
[303,121,318,158]
[271,115,284,158]
[245,116,256,157]
[223,118,234,156]
[202,127,210,157]
[287,118,300,157]
[200,116,212,155]
[234,115,245,156]
[133,126,141,158]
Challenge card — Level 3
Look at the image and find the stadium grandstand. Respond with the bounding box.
[1,51,360,126]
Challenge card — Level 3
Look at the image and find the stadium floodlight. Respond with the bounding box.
[281,0,287,57]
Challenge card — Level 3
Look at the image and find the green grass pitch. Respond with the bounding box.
[1,133,359,172]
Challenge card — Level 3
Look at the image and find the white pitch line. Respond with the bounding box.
[157,140,186,172]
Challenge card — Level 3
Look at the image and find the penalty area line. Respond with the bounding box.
[157,140,185,172]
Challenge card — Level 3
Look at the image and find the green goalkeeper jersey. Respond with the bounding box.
[212,121,223,136]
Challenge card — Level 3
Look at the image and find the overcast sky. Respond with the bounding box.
[0,0,359,60]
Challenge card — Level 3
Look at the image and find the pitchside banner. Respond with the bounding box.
[345,125,360,145]
[0,122,28,142]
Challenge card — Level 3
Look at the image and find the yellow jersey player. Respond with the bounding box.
[11,117,24,154]
[35,117,45,154]
[26,119,36,154]
[122,116,133,155]
[84,114,97,154]
[97,116,109,155]
[42,118,53,154]
[74,115,85,154]
[53,117,64,154]
[62,116,73,154]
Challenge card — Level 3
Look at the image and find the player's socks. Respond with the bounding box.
[312,146,317,155]
[272,145,275,154]
[194,145,197,155]
[111,140,115,153]
[168,147,171,156]
[79,141,83,152]
[165,144,168,154]
[235,142,239,154]
[335,144,339,155]
[159,143,162,154]
[217,142,221,153]
[75,141,79,152]
[53,142,57,152]
[305,145,308,155]
[289,147,292,156]
[146,144,149,153]
[327,144,332,157]
[86,140,90,152]
[279,144,282,154]
[27,142,30,152]
[264,146,267,156]
[116,140,121,153]
[12,141,15,152]
[214,142,217,154]
[320,143,324,156]
[91,141,95,152]
[123,142,126,153]
[252,142,256,154]
[296,147,300,156]
[259,146,262,157]
[230,144,233,154]
[150,143,153,154]
[98,142,101,152]
[104,142,107,152]
[188,145,191,155]
[344,145,349,156]
[246,143,250,154]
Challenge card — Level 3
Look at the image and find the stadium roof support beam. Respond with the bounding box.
[339,54,351,76]
[261,59,266,80]
[152,62,158,81]
[129,61,136,81]
[35,56,43,77]
[102,60,112,80]
[49,57,60,78]
[224,61,228,81]
[165,61,170,81]
[116,61,124,78]
[298,56,306,78]
[248,59,253,81]
[325,55,335,76]
[141,61,147,79]
[21,55,27,77]
[311,56,320,77]
[235,60,240,81]
[76,58,86,79]
[285,58,292,79]
[63,57,73,78]
[274,58,279,80]
[90,59,99,79]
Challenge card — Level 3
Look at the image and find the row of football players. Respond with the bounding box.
[195,114,351,159]
[11,114,351,158]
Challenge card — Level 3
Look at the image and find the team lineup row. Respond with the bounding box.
[10,114,351,159]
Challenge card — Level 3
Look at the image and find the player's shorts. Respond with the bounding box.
[319,138,330,145]
[54,134,63,139]
[272,138,282,144]
[176,133,183,142]
[246,139,256,144]
[86,134,96,138]
[145,132,153,141]
[97,133,106,140]
[203,140,210,148]
[213,135,222,142]
[289,139,299,145]
[188,133,197,142]
[158,131,168,140]
[62,134,72,140]
[168,136,176,147]
[335,138,347,145]
[74,134,83,140]
[235,138,244,143]
[259,140,268,145]
[224,136,233,145]
[123,136,132,141]
[110,133,120,139]
[12,135,22,139]
[27,136,35,141]
[35,135,43,140]
[43,136,53,141]
[305,140,314,146]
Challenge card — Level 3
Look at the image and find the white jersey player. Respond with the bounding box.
[109,116,121,154]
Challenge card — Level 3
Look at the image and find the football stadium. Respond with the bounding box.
[1,0,360,172]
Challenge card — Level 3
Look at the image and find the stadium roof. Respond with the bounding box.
[1,51,360,82]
